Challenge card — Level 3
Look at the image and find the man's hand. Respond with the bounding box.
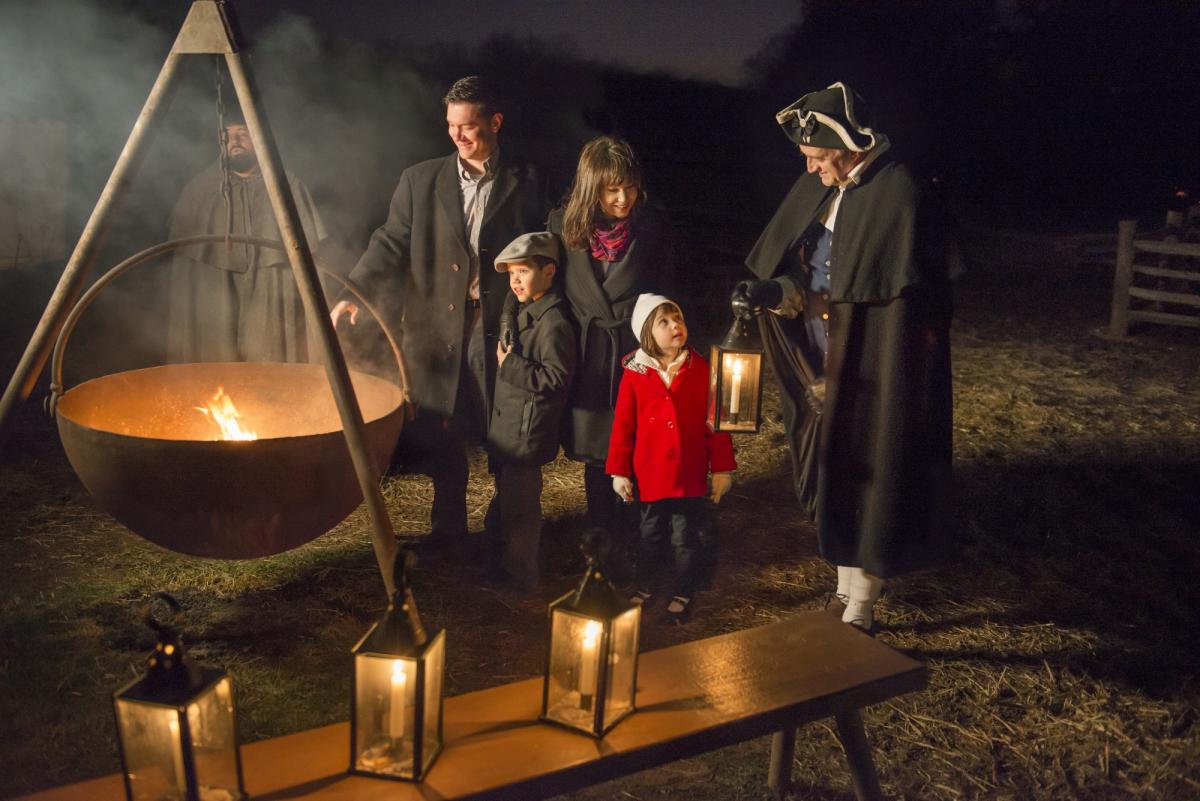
[732,279,783,312]
[710,472,733,504]
[330,300,360,328]
[612,475,634,503]
[496,340,512,368]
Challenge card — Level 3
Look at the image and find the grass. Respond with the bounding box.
[1,228,1199,800]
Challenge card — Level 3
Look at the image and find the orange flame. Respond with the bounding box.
[196,386,258,441]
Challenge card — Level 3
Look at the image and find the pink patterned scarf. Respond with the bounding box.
[590,217,633,263]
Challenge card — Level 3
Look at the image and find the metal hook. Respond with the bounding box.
[144,591,183,634]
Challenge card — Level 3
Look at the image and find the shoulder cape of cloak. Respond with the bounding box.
[744,147,961,303]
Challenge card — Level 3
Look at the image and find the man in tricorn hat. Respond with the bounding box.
[736,81,961,632]
[165,110,327,364]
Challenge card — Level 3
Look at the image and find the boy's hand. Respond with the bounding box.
[496,340,512,367]
[499,311,517,351]
[710,472,733,504]
[612,475,634,503]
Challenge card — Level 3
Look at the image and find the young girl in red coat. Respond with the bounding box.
[606,294,736,623]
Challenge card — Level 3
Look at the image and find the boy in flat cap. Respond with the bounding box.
[736,82,961,632]
[485,232,577,590]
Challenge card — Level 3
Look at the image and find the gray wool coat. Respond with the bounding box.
[348,152,545,418]
[486,289,576,466]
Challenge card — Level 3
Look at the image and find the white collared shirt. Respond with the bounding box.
[458,153,497,301]
[821,145,883,232]
[633,348,688,389]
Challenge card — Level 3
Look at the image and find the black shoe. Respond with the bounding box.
[823,593,848,616]
[661,596,693,625]
[844,617,878,638]
[417,529,471,561]
[630,588,654,607]
[489,562,540,593]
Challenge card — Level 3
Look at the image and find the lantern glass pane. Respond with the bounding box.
[418,632,445,775]
[713,349,762,433]
[353,653,418,778]
[544,610,604,732]
[185,677,241,798]
[599,606,640,731]
[114,700,187,801]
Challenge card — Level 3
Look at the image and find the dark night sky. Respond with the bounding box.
[237,0,802,86]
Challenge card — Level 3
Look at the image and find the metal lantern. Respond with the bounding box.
[708,308,764,433]
[541,554,641,737]
[113,593,245,801]
[350,552,445,782]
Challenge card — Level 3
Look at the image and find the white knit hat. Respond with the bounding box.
[630,293,676,339]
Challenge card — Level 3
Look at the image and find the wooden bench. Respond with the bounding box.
[16,611,927,801]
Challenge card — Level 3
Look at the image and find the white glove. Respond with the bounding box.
[710,472,733,504]
[612,475,634,503]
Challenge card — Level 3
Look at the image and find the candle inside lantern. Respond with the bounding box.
[729,358,744,420]
[578,620,602,707]
[168,717,186,795]
[389,661,407,741]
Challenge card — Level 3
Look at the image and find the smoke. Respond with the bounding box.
[0,2,447,384]
[1,2,622,389]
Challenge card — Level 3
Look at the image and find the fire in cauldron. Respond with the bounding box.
[55,361,405,560]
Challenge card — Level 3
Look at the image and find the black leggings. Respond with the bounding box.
[636,496,716,598]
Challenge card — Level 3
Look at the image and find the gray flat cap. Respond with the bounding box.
[494,231,562,271]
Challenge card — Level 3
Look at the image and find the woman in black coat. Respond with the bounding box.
[549,136,675,551]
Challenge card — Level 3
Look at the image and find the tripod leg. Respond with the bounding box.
[0,53,184,446]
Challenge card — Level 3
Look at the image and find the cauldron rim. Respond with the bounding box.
[54,361,407,558]
[56,361,404,442]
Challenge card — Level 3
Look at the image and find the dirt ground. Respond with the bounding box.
[1,228,1198,800]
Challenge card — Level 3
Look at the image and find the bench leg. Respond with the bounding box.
[768,727,796,799]
[835,710,884,801]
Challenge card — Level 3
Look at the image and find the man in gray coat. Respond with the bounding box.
[332,76,545,550]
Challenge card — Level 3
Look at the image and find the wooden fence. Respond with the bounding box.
[1105,212,1200,338]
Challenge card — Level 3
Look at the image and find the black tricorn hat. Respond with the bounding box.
[775,81,881,152]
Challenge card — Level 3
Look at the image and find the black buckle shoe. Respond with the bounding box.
[661,596,693,625]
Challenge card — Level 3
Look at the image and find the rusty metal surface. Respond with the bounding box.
[55,362,404,559]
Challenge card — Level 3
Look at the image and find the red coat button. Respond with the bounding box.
[666,449,677,459]
[667,421,675,429]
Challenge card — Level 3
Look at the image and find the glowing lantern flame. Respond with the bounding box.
[196,386,258,441]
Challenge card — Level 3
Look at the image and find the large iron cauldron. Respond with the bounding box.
[56,361,405,558]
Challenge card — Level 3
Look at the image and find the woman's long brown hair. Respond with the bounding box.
[560,136,644,251]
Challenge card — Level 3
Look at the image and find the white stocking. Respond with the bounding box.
[835,565,853,604]
[842,567,883,628]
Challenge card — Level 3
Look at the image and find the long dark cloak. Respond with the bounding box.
[745,151,960,578]
[816,285,955,577]
[758,312,822,519]
[165,163,327,364]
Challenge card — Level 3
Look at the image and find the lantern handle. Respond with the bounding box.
[45,235,411,418]
[144,591,183,635]
[392,548,416,597]
[729,282,763,321]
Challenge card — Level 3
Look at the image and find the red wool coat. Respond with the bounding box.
[606,348,736,502]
